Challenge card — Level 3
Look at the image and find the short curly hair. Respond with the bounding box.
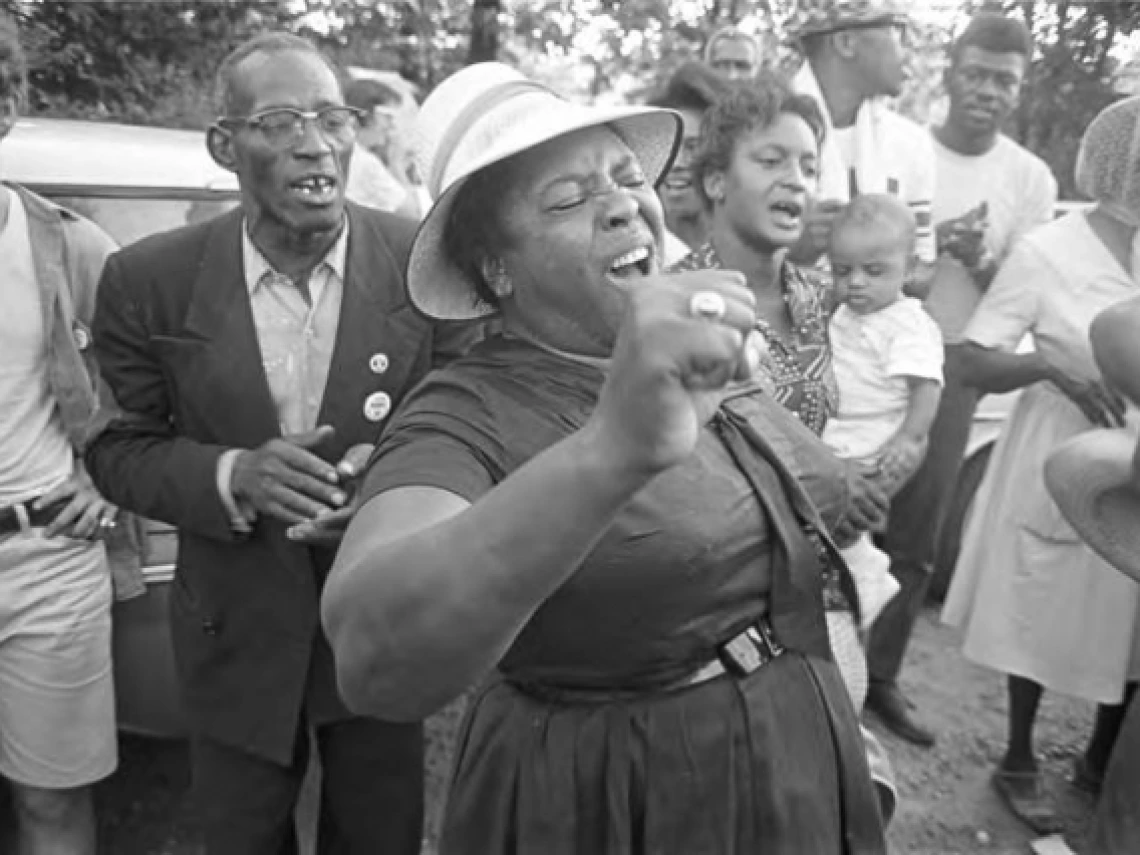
[692,71,825,208]
[831,192,916,251]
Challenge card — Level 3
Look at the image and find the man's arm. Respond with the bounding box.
[84,252,241,541]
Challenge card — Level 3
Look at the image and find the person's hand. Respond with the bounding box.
[1049,366,1127,428]
[286,442,375,545]
[788,198,846,266]
[840,459,891,535]
[231,425,347,526]
[937,202,989,270]
[36,466,118,540]
[585,270,759,478]
[874,435,929,495]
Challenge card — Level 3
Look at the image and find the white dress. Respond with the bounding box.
[943,213,1140,704]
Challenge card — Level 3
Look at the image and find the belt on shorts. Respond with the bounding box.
[0,498,71,536]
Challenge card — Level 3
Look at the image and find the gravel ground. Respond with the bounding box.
[0,607,1105,855]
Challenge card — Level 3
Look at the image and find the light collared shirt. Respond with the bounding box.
[217,220,349,531]
[241,222,348,434]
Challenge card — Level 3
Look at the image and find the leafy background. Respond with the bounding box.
[6,0,1140,202]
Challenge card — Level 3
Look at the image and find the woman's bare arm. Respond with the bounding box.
[957,341,1054,394]
[322,426,651,721]
[322,270,759,721]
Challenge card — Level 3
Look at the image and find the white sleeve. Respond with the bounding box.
[1005,161,1059,258]
[963,238,1043,351]
[216,449,256,533]
[884,304,944,383]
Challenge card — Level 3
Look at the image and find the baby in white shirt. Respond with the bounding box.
[822,194,945,708]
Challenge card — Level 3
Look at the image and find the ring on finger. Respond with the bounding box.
[98,516,117,531]
[689,290,727,322]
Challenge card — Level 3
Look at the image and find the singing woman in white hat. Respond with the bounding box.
[321,62,887,854]
[943,96,1140,834]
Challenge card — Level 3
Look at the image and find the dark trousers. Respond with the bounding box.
[190,717,424,855]
[869,346,979,684]
[1090,694,1140,854]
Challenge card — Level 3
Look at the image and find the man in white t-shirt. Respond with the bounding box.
[0,15,127,854]
[786,0,936,280]
[870,12,1058,747]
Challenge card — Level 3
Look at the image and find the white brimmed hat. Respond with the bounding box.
[1045,296,1140,584]
[1045,429,1140,584]
[407,62,681,321]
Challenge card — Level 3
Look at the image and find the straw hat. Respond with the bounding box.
[786,0,909,40]
[406,62,681,321]
[1045,297,1140,584]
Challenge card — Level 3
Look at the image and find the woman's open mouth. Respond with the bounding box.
[608,246,654,280]
[770,199,803,228]
[663,170,693,191]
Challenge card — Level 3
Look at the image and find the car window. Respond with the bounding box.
[46,193,238,246]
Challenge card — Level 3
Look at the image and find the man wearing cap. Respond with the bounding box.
[85,31,474,854]
[869,12,1057,748]
[787,0,936,277]
[703,25,763,81]
[0,15,141,855]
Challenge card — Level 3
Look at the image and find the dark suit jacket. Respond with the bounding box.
[86,203,474,764]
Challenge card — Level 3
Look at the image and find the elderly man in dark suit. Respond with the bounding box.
[85,31,474,855]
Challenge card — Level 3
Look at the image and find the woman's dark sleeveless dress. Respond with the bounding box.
[361,337,886,855]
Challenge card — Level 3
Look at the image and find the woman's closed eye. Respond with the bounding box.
[546,174,645,211]
[549,195,587,212]
[752,153,784,169]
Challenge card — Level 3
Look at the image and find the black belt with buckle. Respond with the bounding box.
[0,498,71,536]
[717,617,785,677]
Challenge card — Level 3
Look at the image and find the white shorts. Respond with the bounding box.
[0,529,117,788]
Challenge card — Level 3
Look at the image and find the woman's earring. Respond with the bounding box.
[486,260,513,298]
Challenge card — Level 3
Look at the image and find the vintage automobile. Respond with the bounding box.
[2,116,240,737]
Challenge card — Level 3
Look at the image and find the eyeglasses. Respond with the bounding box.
[217,106,364,151]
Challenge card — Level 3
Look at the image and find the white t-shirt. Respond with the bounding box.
[923,133,1058,342]
[0,187,75,503]
[829,113,937,264]
[822,297,944,462]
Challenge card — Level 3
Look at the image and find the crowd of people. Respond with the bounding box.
[1,0,1138,853]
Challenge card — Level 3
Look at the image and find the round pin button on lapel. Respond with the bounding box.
[369,353,389,374]
[363,391,392,423]
[73,325,91,350]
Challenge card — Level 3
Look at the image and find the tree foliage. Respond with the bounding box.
[5,0,1140,197]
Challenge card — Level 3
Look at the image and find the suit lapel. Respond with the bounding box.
[183,210,281,445]
[315,205,416,455]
